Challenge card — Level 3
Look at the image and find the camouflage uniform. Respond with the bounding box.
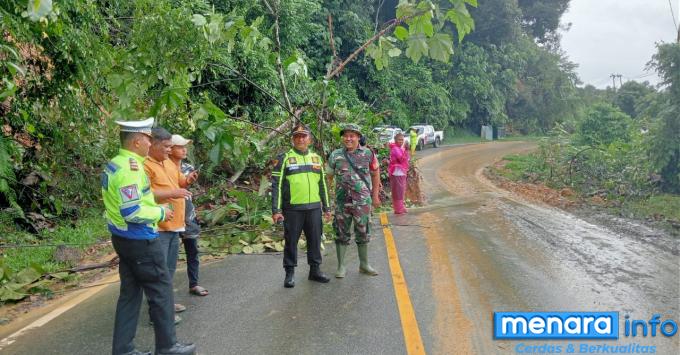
[328,146,378,245]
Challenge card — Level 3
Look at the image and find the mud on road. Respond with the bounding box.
[415,142,679,354]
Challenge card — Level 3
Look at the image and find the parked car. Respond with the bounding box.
[373,126,403,144]
[408,124,443,150]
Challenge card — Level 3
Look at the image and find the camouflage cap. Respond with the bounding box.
[339,123,362,137]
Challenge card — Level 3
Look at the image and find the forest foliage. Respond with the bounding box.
[0,0,575,221]
[0,0,677,229]
[1,0,678,301]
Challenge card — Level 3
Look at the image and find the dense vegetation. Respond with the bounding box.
[0,0,677,300]
[493,42,680,226]
[0,0,580,222]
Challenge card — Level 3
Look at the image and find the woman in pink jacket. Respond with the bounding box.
[388,133,409,214]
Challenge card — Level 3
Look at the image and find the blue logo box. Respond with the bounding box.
[494,312,619,339]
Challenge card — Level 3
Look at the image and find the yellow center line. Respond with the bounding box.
[380,212,426,355]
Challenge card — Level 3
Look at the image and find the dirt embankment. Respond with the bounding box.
[484,159,579,210]
[484,158,679,237]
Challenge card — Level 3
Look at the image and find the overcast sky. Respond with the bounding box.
[560,0,678,88]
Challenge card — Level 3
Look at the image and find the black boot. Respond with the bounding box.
[284,268,295,288]
[308,265,330,283]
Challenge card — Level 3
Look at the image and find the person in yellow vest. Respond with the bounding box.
[102,117,196,355]
[409,127,418,155]
[271,123,332,288]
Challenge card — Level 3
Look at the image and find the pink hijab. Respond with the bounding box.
[388,142,409,176]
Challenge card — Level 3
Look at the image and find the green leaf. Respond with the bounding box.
[0,286,26,301]
[394,26,409,41]
[7,62,26,76]
[0,79,17,99]
[208,145,221,166]
[260,215,273,225]
[15,267,41,284]
[205,15,224,44]
[242,245,254,254]
[258,175,271,196]
[428,33,454,63]
[405,35,429,63]
[251,243,265,253]
[229,245,243,254]
[446,6,475,42]
[374,57,384,71]
[366,43,381,60]
[282,52,299,68]
[191,14,207,26]
[26,0,52,22]
[388,48,402,57]
[396,2,417,18]
[49,272,70,280]
[409,12,434,37]
[0,45,19,60]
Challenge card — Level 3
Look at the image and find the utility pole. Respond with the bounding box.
[610,73,618,92]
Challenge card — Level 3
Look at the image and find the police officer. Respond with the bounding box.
[102,117,196,355]
[271,123,332,288]
[327,124,381,278]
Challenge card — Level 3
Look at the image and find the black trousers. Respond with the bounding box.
[283,208,323,269]
[111,235,176,354]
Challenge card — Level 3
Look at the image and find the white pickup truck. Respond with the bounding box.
[409,124,443,150]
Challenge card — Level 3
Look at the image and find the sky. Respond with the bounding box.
[559,0,678,88]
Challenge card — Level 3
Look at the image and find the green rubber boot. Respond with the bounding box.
[357,244,378,276]
[335,242,348,278]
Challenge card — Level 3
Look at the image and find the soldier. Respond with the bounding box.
[327,124,381,278]
[102,117,196,355]
[271,123,332,288]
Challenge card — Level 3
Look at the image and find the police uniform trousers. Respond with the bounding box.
[112,235,176,354]
[282,208,323,269]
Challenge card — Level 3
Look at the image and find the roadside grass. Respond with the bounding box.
[443,128,545,145]
[492,154,545,182]
[502,134,545,142]
[495,152,680,228]
[444,130,483,144]
[0,210,109,274]
[621,194,680,223]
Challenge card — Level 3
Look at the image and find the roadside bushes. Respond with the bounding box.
[575,103,632,146]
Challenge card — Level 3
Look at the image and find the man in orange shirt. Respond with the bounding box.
[144,128,198,319]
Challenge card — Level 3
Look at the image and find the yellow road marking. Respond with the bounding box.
[380,212,426,355]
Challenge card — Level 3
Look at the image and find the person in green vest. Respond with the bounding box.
[102,117,196,355]
[409,127,418,155]
[271,123,332,288]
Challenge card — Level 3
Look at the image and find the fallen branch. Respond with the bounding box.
[326,11,425,79]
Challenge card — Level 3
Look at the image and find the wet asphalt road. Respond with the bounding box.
[1,142,678,354]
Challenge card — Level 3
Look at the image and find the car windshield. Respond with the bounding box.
[378,128,397,141]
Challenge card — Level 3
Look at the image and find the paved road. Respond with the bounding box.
[1,142,678,354]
